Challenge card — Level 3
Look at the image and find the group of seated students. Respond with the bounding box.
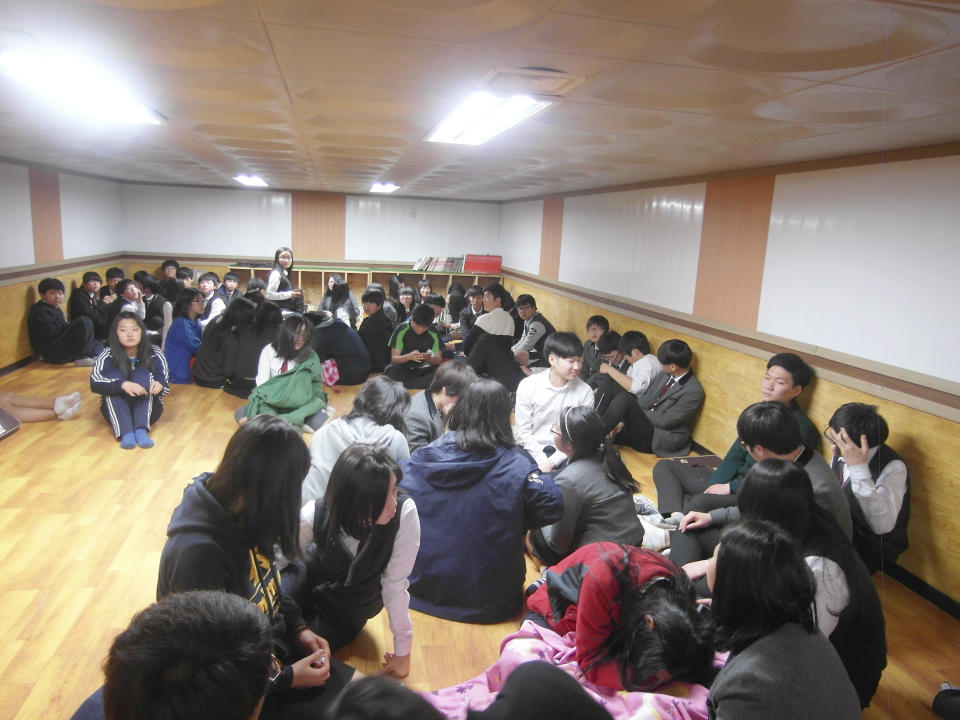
[21,261,913,719]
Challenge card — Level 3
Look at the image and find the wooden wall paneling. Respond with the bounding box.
[0,281,39,367]
[693,176,774,329]
[505,275,960,601]
[292,192,346,261]
[539,198,563,280]
[28,169,63,264]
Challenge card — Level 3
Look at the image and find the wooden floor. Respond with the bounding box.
[0,361,956,719]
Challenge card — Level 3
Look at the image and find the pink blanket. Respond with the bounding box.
[424,620,721,720]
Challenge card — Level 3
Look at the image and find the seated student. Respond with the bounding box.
[730,459,886,708]
[0,391,82,423]
[68,271,109,340]
[404,361,477,452]
[514,332,595,473]
[193,298,257,389]
[329,662,616,720]
[139,276,172,344]
[247,276,267,296]
[826,402,909,574]
[28,278,103,366]
[366,282,398,327]
[463,283,525,391]
[416,278,433,302]
[384,304,443,390]
[666,400,852,563]
[176,265,194,289]
[400,379,563,623]
[527,407,643,565]
[397,286,417,323]
[421,292,448,332]
[104,279,146,332]
[326,277,360,329]
[300,444,419,678]
[245,314,329,431]
[303,375,410,504]
[590,331,661,416]
[652,352,818,522]
[580,315,610,379]
[69,590,275,720]
[458,284,485,343]
[90,312,169,450]
[600,339,704,457]
[526,542,715,692]
[214,271,243,306]
[445,291,467,338]
[99,267,124,301]
[163,287,204,384]
[706,521,861,720]
[132,270,150,290]
[158,417,356,718]
[223,301,282,398]
[356,289,395,370]
[308,310,372,386]
[158,258,181,299]
[197,272,224,329]
[511,294,556,369]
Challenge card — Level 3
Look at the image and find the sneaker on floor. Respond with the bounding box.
[639,514,670,552]
[74,357,96,367]
[633,493,659,517]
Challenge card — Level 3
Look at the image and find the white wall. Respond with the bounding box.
[60,174,124,259]
[759,155,960,384]
[0,162,34,269]
[559,184,706,313]
[120,184,292,257]
[499,200,543,275]
[345,196,501,263]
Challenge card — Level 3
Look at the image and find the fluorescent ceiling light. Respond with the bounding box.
[0,49,164,125]
[427,91,552,145]
[234,174,268,187]
[370,182,399,193]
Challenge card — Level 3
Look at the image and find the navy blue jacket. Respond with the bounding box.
[399,433,563,622]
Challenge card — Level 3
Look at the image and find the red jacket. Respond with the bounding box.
[526,542,680,690]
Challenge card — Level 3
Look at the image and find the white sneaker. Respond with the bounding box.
[639,514,670,552]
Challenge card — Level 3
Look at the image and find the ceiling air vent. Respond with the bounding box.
[478,67,585,98]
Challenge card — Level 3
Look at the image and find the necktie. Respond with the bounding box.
[658,377,675,398]
[280,360,288,374]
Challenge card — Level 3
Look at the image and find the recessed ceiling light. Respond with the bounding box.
[427,91,552,146]
[233,174,268,187]
[0,49,164,125]
[370,182,399,193]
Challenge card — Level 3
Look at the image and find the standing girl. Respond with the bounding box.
[90,311,169,449]
[300,443,420,678]
[266,246,304,312]
[163,286,204,383]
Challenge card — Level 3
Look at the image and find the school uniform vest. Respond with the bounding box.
[823,551,887,708]
[841,445,910,573]
[143,294,166,331]
[306,495,408,627]
[529,311,556,358]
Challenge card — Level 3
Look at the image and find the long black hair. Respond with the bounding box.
[447,378,514,453]
[272,246,294,275]
[206,415,310,561]
[172,286,203,319]
[712,520,816,654]
[205,297,256,342]
[329,278,358,327]
[587,546,714,690]
[346,375,409,433]
[558,406,638,495]
[324,444,401,540]
[109,311,154,378]
[272,314,314,363]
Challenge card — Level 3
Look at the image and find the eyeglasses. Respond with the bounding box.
[822,426,838,443]
[551,427,561,437]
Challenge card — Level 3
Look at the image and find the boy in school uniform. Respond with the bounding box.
[511,294,556,369]
[651,352,817,523]
[68,271,110,340]
[356,288,394,370]
[198,272,224,329]
[459,284,485,344]
[600,338,704,456]
[384,304,443,389]
[214,271,243,306]
[104,279,147,330]
[590,330,662,415]
[28,278,104,366]
[404,361,477,452]
[463,283,526,391]
[158,258,180,299]
[580,315,609,379]
[826,402,910,574]
[99,267,124,301]
[514,332,595,473]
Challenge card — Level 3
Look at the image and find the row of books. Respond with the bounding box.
[411,254,503,274]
